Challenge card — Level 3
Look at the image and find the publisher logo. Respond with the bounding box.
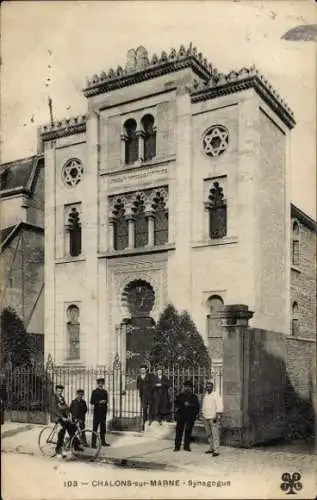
[280,472,302,494]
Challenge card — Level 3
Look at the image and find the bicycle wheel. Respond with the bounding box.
[38,426,58,457]
[70,430,101,461]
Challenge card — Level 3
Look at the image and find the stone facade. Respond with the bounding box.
[37,43,315,369]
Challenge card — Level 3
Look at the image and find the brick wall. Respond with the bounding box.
[291,219,316,339]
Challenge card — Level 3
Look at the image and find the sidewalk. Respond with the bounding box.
[1,421,316,476]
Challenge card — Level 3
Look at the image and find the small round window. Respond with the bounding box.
[62,158,84,187]
[203,125,229,158]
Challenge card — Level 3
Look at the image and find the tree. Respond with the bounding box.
[150,304,210,369]
[1,307,31,367]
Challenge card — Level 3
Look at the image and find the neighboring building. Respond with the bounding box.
[38,43,316,368]
[0,155,45,354]
[290,204,316,340]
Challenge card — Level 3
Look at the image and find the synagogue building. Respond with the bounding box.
[36,44,316,368]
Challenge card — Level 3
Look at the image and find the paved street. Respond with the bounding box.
[1,422,316,499]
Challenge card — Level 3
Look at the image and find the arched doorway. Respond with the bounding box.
[207,295,224,362]
[121,279,156,369]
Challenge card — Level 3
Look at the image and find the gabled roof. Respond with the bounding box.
[0,225,17,245]
[0,154,44,198]
[0,221,43,252]
[291,203,317,232]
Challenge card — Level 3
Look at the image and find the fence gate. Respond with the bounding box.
[4,364,49,424]
[3,356,223,429]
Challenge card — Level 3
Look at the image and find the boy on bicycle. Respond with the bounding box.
[70,389,88,446]
[50,384,83,457]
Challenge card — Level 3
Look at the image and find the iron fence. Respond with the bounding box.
[3,357,223,430]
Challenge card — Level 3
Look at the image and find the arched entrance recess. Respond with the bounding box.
[121,279,156,369]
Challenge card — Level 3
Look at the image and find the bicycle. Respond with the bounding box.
[38,417,101,461]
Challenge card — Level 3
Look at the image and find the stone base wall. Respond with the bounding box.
[285,336,316,439]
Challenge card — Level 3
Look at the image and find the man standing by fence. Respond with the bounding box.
[201,380,223,456]
[136,364,153,430]
[90,378,110,448]
[174,380,200,452]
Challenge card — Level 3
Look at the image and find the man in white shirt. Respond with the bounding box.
[201,380,223,456]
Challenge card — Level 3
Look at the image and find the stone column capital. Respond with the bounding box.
[219,305,254,326]
[145,209,155,219]
[136,129,145,138]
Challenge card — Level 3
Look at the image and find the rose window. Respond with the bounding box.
[62,159,84,187]
[203,125,229,158]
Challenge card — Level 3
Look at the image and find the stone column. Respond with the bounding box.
[219,304,254,448]
[120,133,127,165]
[136,130,145,161]
[108,217,115,251]
[146,211,155,247]
[127,216,135,248]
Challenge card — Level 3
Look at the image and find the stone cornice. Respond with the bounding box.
[40,114,87,141]
[191,66,295,130]
[83,44,213,98]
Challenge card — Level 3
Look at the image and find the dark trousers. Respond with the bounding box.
[56,420,78,452]
[78,419,88,444]
[140,398,151,427]
[175,416,195,450]
[92,414,106,445]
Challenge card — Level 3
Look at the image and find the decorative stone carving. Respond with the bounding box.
[62,158,84,187]
[126,48,137,73]
[136,46,149,70]
[203,125,229,158]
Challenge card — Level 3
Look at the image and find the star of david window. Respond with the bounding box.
[203,125,229,158]
[62,159,84,187]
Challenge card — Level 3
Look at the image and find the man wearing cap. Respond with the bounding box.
[90,378,110,448]
[50,385,82,456]
[174,380,200,452]
[201,380,223,456]
[70,389,88,446]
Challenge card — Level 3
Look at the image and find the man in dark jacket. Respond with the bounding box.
[136,364,154,429]
[50,385,82,456]
[70,389,88,446]
[90,378,110,448]
[174,380,200,452]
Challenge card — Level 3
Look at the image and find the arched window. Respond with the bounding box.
[113,199,129,250]
[292,221,300,266]
[291,301,299,336]
[206,182,227,239]
[68,207,81,257]
[124,119,138,165]
[153,192,168,245]
[133,195,148,247]
[67,304,80,359]
[207,295,224,361]
[142,114,156,161]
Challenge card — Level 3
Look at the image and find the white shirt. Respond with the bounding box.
[202,392,223,419]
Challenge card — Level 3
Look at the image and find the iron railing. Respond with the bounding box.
[3,357,223,430]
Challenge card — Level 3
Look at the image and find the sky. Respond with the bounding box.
[1,0,316,218]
